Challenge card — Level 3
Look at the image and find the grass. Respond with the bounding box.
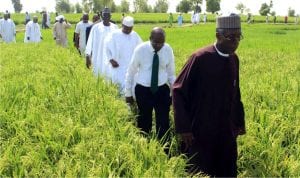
[1,21,300,176]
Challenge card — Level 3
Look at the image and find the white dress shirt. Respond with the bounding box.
[75,21,92,55]
[125,41,176,97]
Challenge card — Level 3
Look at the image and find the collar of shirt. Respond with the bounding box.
[214,42,230,57]
[148,41,164,54]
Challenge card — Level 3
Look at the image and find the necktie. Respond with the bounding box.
[150,51,159,94]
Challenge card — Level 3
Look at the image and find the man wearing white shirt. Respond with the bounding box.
[24,16,42,43]
[0,13,16,43]
[75,13,92,56]
[105,16,142,93]
[125,27,175,140]
[86,8,118,76]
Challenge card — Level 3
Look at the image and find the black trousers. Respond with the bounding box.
[135,84,171,139]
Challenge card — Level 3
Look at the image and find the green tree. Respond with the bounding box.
[75,3,82,13]
[120,0,130,13]
[111,1,117,12]
[190,0,202,13]
[55,0,71,13]
[70,4,75,13]
[259,3,271,16]
[11,0,22,13]
[288,7,295,17]
[133,0,150,13]
[206,0,220,14]
[176,0,192,13]
[270,11,276,16]
[154,0,168,13]
[92,0,103,13]
[236,2,246,14]
[82,0,92,13]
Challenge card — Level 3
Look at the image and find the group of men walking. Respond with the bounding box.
[1,9,246,177]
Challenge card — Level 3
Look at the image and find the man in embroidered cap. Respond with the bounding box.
[104,16,142,94]
[53,15,71,47]
[172,13,245,177]
[85,7,118,76]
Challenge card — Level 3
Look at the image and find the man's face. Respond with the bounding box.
[82,14,89,23]
[92,15,99,23]
[59,18,64,23]
[102,12,111,23]
[217,29,242,54]
[122,25,133,34]
[33,17,38,23]
[150,32,165,52]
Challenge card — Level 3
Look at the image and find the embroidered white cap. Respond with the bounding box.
[122,16,134,27]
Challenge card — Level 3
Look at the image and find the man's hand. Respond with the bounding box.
[180,132,194,152]
[110,59,119,68]
[86,55,92,69]
[125,96,134,105]
[27,37,30,41]
[53,37,56,40]
[40,36,43,40]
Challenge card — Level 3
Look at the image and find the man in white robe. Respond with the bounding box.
[53,15,71,47]
[24,16,42,43]
[104,16,142,93]
[85,8,118,77]
[0,13,16,43]
[75,13,92,56]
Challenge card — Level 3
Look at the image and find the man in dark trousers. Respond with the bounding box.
[172,14,246,177]
[125,27,175,140]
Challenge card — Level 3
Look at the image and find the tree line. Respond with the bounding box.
[9,0,298,16]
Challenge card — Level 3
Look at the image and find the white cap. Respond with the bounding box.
[56,15,65,21]
[122,16,134,27]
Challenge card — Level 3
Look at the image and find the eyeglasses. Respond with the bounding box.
[222,34,244,41]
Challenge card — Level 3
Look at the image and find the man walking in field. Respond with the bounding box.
[24,16,42,43]
[53,15,71,47]
[125,27,175,140]
[104,16,142,94]
[85,8,118,76]
[74,13,92,56]
[85,14,100,45]
[172,14,246,177]
[0,13,16,43]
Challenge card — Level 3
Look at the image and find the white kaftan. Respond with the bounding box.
[85,22,118,76]
[0,19,16,43]
[104,29,142,92]
[24,21,42,43]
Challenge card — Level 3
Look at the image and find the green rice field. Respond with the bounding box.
[0,18,299,176]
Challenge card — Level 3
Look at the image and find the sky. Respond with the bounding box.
[0,0,299,16]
